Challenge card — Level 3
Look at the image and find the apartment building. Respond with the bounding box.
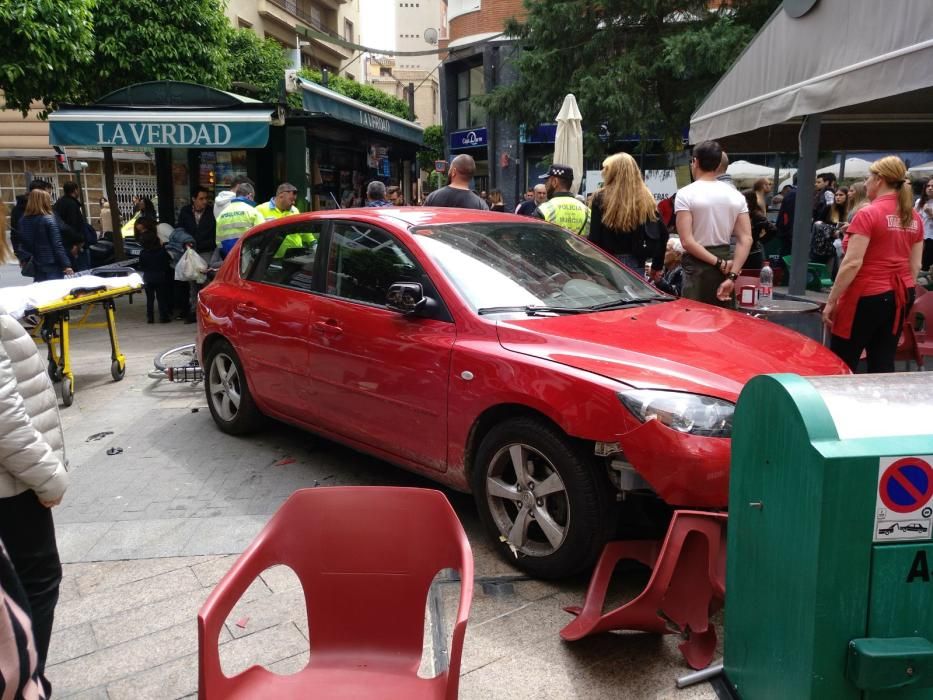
[226,0,363,81]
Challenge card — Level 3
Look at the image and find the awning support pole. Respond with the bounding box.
[789,114,821,296]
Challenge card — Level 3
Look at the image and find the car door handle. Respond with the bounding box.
[235,303,257,317]
[313,320,343,335]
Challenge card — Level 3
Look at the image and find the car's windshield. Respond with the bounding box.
[410,222,667,313]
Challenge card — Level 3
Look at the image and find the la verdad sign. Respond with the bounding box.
[96,122,232,147]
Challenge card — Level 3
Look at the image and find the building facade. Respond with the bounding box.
[439,0,537,210]
[365,57,440,127]
[394,0,447,73]
[225,0,363,81]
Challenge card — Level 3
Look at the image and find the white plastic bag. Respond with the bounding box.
[175,247,208,283]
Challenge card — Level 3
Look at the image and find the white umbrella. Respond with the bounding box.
[821,157,874,179]
[725,160,775,179]
[553,94,583,195]
[909,161,933,177]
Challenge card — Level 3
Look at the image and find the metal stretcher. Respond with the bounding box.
[29,281,139,406]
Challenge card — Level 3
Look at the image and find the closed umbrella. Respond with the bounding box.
[554,94,583,195]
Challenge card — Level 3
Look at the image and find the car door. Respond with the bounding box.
[232,220,325,417]
[306,220,455,472]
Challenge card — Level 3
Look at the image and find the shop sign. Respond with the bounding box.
[520,123,557,144]
[450,128,488,150]
[435,160,447,172]
[49,118,271,149]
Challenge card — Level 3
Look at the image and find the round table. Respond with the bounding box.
[742,298,821,316]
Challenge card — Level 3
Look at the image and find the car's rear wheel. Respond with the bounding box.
[473,416,615,579]
[204,340,263,435]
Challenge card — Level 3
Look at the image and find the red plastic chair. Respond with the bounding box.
[198,487,474,699]
[910,290,933,369]
[560,510,727,670]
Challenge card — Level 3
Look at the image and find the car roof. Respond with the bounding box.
[252,206,535,233]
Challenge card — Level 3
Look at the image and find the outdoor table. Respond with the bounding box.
[740,298,821,317]
[739,297,824,343]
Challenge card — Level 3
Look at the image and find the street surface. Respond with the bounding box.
[1,266,718,698]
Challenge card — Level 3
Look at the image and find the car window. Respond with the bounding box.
[242,222,323,291]
[326,222,429,305]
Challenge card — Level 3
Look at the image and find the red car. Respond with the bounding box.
[197,208,848,578]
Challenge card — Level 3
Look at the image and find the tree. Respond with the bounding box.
[417,125,444,172]
[481,0,781,157]
[225,28,290,103]
[298,69,411,120]
[0,0,94,115]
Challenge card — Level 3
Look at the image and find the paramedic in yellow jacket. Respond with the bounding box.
[214,182,264,260]
[533,164,591,237]
[256,182,299,220]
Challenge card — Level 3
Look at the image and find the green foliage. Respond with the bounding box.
[0,0,95,114]
[79,0,230,102]
[417,125,445,172]
[225,28,290,103]
[482,0,781,157]
[298,68,411,120]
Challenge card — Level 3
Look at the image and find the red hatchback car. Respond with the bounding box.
[198,208,849,578]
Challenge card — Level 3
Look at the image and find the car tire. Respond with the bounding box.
[472,416,615,580]
[204,339,263,435]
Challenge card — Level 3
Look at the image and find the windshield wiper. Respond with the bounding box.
[477,305,588,316]
[586,297,670,311]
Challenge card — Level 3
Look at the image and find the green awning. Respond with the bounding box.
[297,77,423,147]
[48,81,275,148]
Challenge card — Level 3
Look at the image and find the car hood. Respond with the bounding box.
[496,299,849,400]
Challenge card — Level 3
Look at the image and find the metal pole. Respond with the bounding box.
[408,82,415,121]
[789,114,821,296]
[676,662,723,688]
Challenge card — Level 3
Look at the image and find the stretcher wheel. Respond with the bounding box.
[48,360,62,383]
[61,377,74,407]
[111,359,125,381]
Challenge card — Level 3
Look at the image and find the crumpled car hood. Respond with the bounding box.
[496,299,849,400]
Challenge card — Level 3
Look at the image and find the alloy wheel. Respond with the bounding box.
[485,443,569,557]
[208,353,241,422]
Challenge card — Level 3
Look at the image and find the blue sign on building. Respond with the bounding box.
[449,127,488,150]
[520,123,557,144]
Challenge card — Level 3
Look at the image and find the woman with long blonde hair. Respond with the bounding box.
[588,152,667,274]
[823,156,923,372]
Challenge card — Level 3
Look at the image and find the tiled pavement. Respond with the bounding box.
[25,284,719,699]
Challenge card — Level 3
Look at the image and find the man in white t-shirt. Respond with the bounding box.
[674,140,753,307]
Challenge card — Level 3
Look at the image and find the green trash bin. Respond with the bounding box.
[726,373,933,699]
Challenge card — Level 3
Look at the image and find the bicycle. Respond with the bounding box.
[152,342,202,382]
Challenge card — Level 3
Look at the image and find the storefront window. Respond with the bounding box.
[171,149,190,218]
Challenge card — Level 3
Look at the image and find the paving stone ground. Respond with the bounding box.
[4,273,718,699]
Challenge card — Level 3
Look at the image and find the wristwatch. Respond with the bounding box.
[727,272,739,281]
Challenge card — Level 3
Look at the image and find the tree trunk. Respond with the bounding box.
[103,147,126,261]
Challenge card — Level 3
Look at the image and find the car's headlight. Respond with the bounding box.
[618,389,733,438]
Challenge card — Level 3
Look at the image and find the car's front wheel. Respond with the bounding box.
[204,339,263,435]
[473,416,615,579]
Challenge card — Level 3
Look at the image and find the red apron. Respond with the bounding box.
[833,271,911,340]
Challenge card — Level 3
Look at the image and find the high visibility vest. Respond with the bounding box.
[121,212,140,237]
[255,201,299,220]
[216,201,264,246]
[274,232,317,258]
[538,196,591,237]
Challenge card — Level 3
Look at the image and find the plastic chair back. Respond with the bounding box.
[198,487,473,699]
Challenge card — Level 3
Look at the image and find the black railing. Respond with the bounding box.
[267,0,336,37]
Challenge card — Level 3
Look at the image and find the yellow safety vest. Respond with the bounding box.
[121,212,140,237]
[216,201,264,245]
[274,232,318,259]
[538,196,591,237]
[255,202,299,220]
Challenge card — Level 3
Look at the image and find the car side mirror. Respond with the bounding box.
[386,282,436,317]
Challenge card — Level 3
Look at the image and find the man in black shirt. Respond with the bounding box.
[516,184,547,217]
[53,181,90,270]
[424,155,489,210]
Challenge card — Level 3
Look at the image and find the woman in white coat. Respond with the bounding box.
[0,233,69,695]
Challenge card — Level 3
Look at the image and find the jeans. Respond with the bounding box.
[0,490,62,694]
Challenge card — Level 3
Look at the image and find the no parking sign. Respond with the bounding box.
[874,455,933,542]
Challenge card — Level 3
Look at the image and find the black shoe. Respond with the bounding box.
[160,317,171,324]
[147,317,154,324]
[184,314,196,324]
[174,313,187,321]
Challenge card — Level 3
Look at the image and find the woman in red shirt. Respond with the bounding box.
[822,156,923,372]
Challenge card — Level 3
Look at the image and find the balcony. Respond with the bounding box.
[258,0,351,62]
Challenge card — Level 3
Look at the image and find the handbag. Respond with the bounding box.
[20,257,35,278]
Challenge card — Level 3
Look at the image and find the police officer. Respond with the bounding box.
[534,164,590,236]
[256,182,299,220]
[214,182,264,261]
